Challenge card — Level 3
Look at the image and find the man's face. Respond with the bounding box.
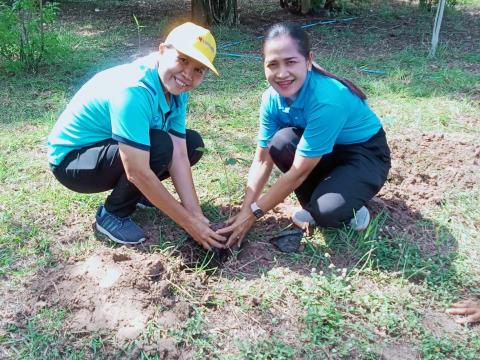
[158,44,208,95]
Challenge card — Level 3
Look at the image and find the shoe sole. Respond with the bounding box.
[95,223,146,245]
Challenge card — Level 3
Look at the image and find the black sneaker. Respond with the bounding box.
[95,205,146,244]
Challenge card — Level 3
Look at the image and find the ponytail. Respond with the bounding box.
[312,62,367,100]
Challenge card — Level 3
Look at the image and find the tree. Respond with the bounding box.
[191,0,238,26]
[280,0,336,15]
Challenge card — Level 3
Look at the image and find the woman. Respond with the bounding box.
[48,22,226,249]
[219,23,391,248]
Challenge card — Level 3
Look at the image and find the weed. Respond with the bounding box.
[169,308,218,358]
[238,337,297,359]
[132,14,146,50]
[421,332,480,359]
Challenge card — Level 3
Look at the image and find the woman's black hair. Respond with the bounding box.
[263,22,367,100]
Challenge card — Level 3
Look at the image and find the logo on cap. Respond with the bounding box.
[198,36,215,57]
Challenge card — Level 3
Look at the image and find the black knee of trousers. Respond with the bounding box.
[185,129,204,166]
[268,127,303,173]
[149,130,173,174]
[308,193,349,228]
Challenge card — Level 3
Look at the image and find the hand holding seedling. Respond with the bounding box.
[218,207,256,248]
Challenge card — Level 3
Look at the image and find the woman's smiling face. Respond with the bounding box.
[263,35,312,99]
[157,44,208,96]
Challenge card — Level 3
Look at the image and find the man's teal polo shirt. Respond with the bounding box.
[48,53,188,166]
[258,70,381,157]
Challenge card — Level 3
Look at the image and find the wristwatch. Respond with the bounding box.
[250,202,265,219]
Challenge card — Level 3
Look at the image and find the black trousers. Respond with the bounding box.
[50,129,204,218]
[269,127,391,228]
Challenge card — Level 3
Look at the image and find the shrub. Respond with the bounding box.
[418,0,458,11]
[0,0,65,73]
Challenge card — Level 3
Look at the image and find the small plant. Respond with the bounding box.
[0,0,64,72]
[196,145,248,218]
[239,338,297,359]
[132,14,146,51]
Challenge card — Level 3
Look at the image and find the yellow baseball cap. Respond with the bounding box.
[165,22,219,76]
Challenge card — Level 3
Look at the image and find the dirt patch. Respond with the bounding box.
[26,247,190,346]
[382,132,478,211]
[202,268,307,355]
[378,341,420,360]
[362,130,479,259]
[373,131,479,230]
[421,308,463,338]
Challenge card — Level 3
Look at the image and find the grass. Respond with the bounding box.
[1,0,480,358]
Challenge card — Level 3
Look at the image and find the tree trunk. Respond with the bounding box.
[300,0,311,15]
[191,0,238,26]
[191,0,209,26]
[324,0,335,11]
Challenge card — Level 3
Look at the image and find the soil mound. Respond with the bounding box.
[30,247,181,344]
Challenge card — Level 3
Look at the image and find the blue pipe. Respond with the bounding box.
[217,52,262,60]
[359,69,386,75]
[219,17,358,50]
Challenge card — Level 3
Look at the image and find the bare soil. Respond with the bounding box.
[28,249,179,342]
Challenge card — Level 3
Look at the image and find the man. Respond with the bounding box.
[48,22,226,249]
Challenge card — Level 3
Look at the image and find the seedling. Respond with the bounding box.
[196,146,248,218]
[132,14,146,50]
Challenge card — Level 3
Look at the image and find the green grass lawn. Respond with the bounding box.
[1,0,479,358]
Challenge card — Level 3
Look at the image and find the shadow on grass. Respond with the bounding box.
[325,196,459,291]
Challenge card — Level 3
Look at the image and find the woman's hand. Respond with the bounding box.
[225,211,240,226]
[186,217,226,250]
[446,299,480,324]
[218,208,256,248]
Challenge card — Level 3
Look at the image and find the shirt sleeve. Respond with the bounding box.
[257,91,281,148]
[167,93,188,138]
[296,103,347,157]
[109,87,152,150]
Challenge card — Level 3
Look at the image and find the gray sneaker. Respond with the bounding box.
[349,206,370,231]
[95,205,146,244]
[292,206,370,231]
[291,207,316,229]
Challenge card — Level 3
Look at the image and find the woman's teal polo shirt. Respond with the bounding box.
[48,53,188,166]
[258,70,381,157]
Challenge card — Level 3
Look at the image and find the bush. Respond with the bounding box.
[0,0,65,73]
[418,0,458,11]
